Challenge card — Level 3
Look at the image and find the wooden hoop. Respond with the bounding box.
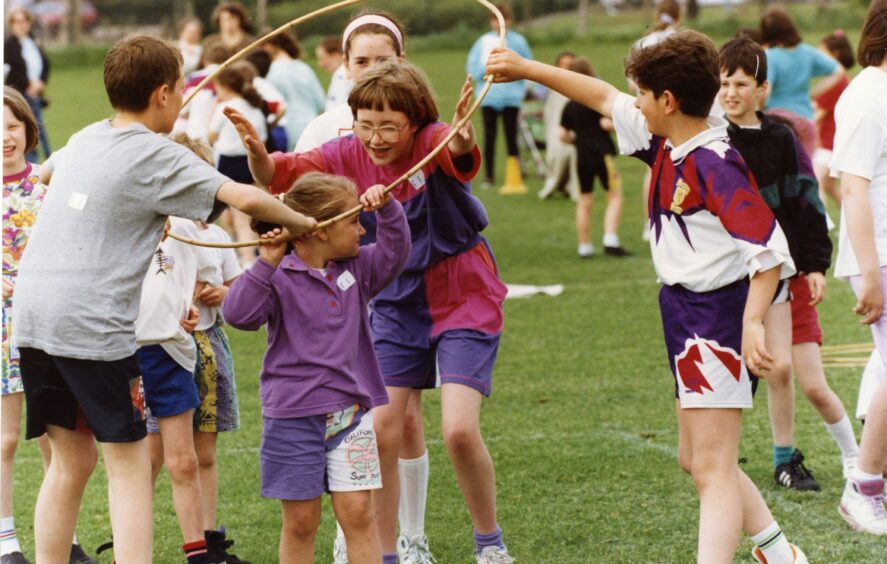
[170,0,506,249]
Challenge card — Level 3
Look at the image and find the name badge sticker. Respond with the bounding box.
[408,170,426,191]
[337,270,356,291]
[68,192,88,211]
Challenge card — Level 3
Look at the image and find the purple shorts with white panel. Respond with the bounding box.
[260,405,381,501]
[660,278,757,409]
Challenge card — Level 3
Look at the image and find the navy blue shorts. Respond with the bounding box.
[137,345,199,419]
[19,348,147,443]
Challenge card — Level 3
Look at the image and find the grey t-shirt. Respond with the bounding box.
[13,120,228,361]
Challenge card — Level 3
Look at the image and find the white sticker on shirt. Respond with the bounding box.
[68,192,88,211]
[408,170,426,191]
[337,270,356,291]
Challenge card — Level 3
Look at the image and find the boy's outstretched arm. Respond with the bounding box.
[486,47,621,118]
[216,181,317,239]
[742,266,780,375]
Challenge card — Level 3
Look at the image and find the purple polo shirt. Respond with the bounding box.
[222,199,410,419]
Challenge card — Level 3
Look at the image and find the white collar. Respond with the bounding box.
[665,116,730,164]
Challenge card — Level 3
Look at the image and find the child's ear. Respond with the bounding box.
[153,83,171,108]
[315,229,330,242]
[661,90,679,116]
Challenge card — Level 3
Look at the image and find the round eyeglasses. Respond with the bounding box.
[352,121,408,143]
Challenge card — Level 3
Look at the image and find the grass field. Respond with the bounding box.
[9,3,886,562]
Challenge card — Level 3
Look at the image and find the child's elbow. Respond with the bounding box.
[235,187,263,216]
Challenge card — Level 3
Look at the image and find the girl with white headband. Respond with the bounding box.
[295,12,407,152]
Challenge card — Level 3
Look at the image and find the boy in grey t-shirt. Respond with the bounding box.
[12,35,316,564]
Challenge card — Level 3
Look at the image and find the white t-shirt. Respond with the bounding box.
[325,64,353,112]
[295,104,353,152]
[209,97,268,160]
[194,224,242,331]
[135,218,213,371]
[830,66,887,279]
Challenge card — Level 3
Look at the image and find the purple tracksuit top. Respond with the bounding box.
[222,199,410,418]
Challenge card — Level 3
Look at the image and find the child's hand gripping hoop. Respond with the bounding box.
[167,0,507,250]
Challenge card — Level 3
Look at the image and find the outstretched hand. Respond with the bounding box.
[452,76,475,142]
[447,75,477,157]
[485,47,530,83]
[224,106,269,160]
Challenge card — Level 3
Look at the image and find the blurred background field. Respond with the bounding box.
[7,1,885,561]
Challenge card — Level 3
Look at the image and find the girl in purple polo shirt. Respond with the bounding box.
[222,173,409,564]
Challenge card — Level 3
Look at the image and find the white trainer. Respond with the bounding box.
[751,543,808,563]
[396,534,435,564]
[476,546,514,564]
[332,534,349,564]
[838,479,887,535]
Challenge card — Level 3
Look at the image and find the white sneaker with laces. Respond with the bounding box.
[332,534,348,564]
[476,546,514,564]
[396,534,435,564]
[838,479,887,535]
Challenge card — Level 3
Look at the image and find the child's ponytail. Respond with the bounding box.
[216,61,266,110]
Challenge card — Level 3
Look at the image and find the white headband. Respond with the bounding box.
[342,15,404,55]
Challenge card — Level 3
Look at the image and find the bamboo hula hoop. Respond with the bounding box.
[169,0,507,249]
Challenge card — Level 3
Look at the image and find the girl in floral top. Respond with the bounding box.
[2,86,72,563]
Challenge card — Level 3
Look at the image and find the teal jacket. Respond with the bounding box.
[466,30,533,110]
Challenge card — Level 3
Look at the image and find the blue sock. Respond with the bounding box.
[383,553,398,564]
[474,527,505,555]
[773,445,793,468]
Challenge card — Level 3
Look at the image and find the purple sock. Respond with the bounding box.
[383,553,398,564]
[474,527,504,554]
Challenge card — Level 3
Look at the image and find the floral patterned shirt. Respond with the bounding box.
[4,162,47,283]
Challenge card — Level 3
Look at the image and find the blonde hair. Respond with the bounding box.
[253,173,357,237]
[283,173,357,222]
[169,133,213,165]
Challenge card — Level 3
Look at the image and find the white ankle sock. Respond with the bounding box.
[751,521,794,564]
[603,233,620,247]
[1,516,22,555]
[851,466,884,483]
[824,414,859,459]
[398,451,429,540]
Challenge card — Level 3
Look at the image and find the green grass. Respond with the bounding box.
[12,4,885,562]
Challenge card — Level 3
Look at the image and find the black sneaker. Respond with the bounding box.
[774,448,821,491]
[0,552,30,564]
[69,544,95,564]
[604,246,631,257]
[205,529,250,564]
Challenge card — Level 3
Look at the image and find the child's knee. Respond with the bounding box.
[401,407,423,443]
[0,431,19,460]
[802,384,831,409]
[765,360,793,387]
[282,510,321,540]
[195,443,217,468]
[678,449,693,475]
[336,496,374,531]
[165,450,199,480]
[442,420,480,454]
